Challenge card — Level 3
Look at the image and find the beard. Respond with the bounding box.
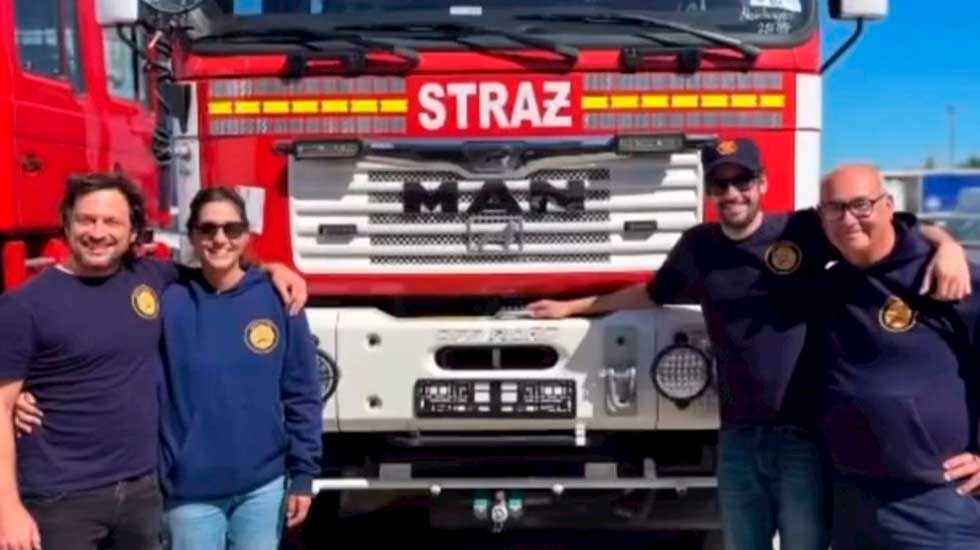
[717,198,761,231]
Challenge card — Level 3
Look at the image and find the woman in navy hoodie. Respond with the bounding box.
[159,188,322,550]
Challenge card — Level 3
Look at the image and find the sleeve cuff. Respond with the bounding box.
[288,473,314,495]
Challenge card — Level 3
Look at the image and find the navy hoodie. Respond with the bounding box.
[816,223,980,485]
[159,267,322,500]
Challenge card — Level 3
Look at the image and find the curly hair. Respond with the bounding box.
[59,172,148,238]
[59,173,149,262]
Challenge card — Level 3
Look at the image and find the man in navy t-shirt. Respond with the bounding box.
[528,139,970,550]
[0,174,306,550]
[813,165,980,550]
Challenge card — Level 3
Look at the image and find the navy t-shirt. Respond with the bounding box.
[647,211,832,427]
[0,258,180,496]
[813,223,980,484]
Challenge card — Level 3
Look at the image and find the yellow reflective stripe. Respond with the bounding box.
[379,99,408,114]
[610,95,639,109]
[731,94,759,108]
[582,95,609,110]
[641,94,669,108]
[350,99,379,114]
[233,101,261,114]
[291,100,320,114]
[322,99,349,113]
[700,94,729,109]
[208,101,233,115]
[210,97,413,116]
[760,94,786,108]
[262,100,290,114]
[671,95,699,108]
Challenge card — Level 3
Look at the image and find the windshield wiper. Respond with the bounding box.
[195,28,420,75]
[514,13,760,62]
[333,22,579,65]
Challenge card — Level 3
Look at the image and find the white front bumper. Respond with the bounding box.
[309,306,720,433]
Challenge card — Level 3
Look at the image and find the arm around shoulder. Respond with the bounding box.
[918,223,972,301]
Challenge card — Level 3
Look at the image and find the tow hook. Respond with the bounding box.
[474,490,524,532]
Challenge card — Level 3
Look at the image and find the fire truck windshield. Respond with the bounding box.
[204,0,815,45]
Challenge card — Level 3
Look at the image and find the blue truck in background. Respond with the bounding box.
[884,170,980,259]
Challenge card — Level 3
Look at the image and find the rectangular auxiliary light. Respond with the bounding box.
[294,140,363,160]
[624,220,659,233]
[616,134,686,155]
[318,224,358,237]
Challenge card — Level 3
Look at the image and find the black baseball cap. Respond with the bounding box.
[702,138,763,179]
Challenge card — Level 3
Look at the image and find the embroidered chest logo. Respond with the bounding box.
[879,296,916,332]
[245,320,279,354]
[765,241,802,275]
[131,285,159,320]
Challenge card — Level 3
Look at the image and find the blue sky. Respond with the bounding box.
[821,2,980,170]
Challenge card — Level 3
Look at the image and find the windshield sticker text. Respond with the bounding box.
[748,0,802,12]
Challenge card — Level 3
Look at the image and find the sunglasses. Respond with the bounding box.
[193,221,249,239]
[706,173,758,195]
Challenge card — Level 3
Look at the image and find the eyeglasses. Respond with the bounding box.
[817,193,889,221]
[193,221,249,239]
[706,173,758,195]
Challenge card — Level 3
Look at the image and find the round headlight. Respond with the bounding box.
[316,350,339,402]
[651,344,711,407]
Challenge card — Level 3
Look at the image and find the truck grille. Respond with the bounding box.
[289,152,702,273]
[370,233,610,246]
[368,212,612,224]
[368,190,611,204]
[371,254,610,265]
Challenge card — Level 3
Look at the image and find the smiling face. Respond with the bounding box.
[189,200,251,272]
[706,163,767,232]
[818,165,895,262]
[64,189,138,276]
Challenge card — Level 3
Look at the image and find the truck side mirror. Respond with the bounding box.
[821,0,888,74]
[97,0,206,25]
[829,0,888,21]
[96,0,141,26]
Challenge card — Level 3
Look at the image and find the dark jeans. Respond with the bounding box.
[832,474,980,550]
[718,425,831,550]
[22,474,162,550]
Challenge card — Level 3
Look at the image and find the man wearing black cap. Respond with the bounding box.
[528,138,970,550]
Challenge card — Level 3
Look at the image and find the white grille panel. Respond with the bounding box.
[288,152,703,273]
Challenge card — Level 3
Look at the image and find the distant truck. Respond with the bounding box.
[884,169,980,260]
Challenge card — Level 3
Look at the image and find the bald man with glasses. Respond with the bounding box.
[811,164,980,550]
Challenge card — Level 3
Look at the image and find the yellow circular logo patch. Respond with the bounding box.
[245,320,279,354]
[132,285,159,320]
[765,241,802,275]
[716,140,738,155]
[879,296,916,332]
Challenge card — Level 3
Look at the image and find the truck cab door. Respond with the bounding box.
[11,0,93,231]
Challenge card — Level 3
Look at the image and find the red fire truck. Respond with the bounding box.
[98,0,885,542]
[0,0,170,291]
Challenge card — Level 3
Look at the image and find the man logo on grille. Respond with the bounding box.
[466,215,524,254]
[403,180,585,215]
